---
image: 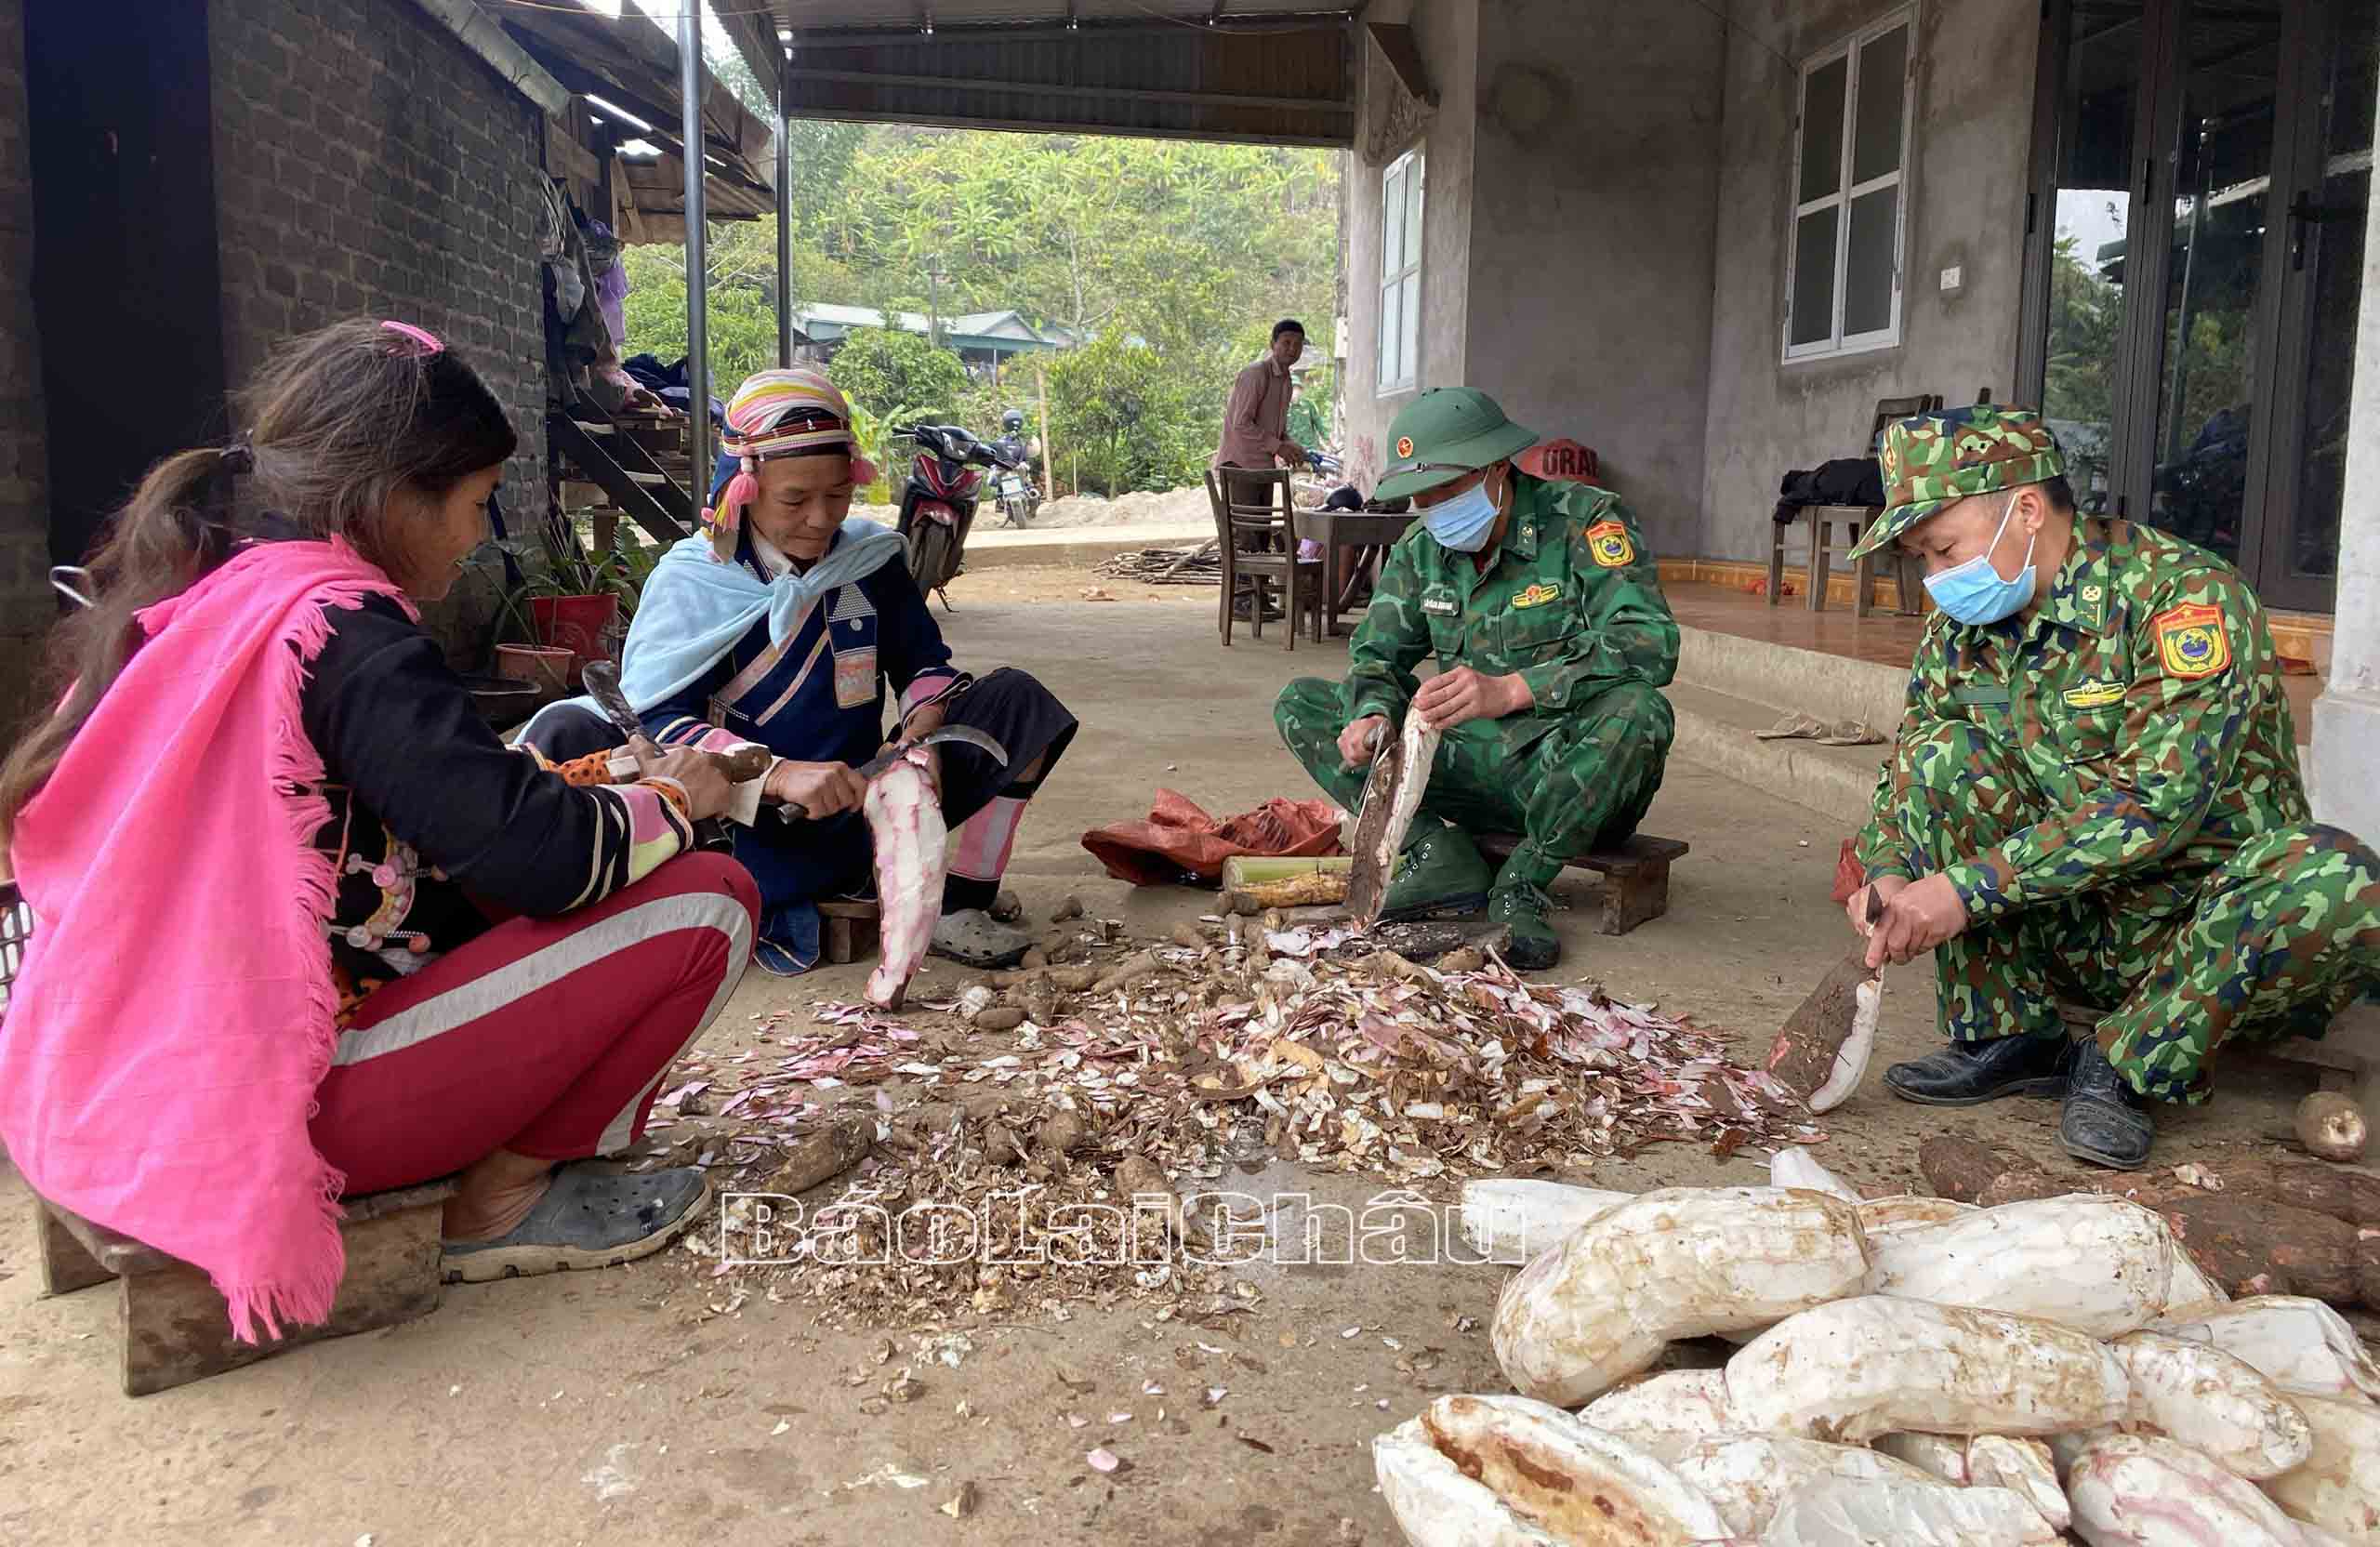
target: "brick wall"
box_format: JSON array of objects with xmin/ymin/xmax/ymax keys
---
[
  {"xmin": 206, "ymin": 0, "xmax": 550, "ymax": 656},
  {"xmin": 0, "ymin": 0, "xmax": 52, "ymax": 731}
]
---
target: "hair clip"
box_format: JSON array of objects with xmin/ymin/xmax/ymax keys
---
[
  {"xmin": 379, "ymin": 320, "xmax": 445, "ymax": 355},
  {"xmin": 219, "ymin": 430, "xmax": 256, "ymax": 474},
  {"xmin": 49, "ymin": 566, "xmax": 96, "ymax": 610}
]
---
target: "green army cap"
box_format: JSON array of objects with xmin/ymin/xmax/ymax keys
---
[
  {"xmin": 1374, "ymin": 387, "xmax": 1541, "ymax": 501},
  {"xmin": 1846, "ymin": 404, "xmax": 2069, "ymax": 562}
]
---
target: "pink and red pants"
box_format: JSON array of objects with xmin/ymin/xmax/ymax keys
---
[{"xmin": 311, "ymin": 854, "xmax": 757, "ymax": 1193}]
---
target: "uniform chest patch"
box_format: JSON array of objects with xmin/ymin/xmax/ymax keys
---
[
  {"xmin": 2063, "ymin": 680, "xmax": 2125, "ymax": 709},
  {"xmin": 1512, "ymin": 582, "xmax": 1561, "ymax": 609},
  {"xmin": 2153, "ymin": 602, "xmax": 2231, "ymax": 680},
  {"xmin": 1421, "ymin": 594, "xmax": 1459, "ymax": 616},
  {"xmin": 1584, "ymin": 520, "xmax": 1634, "ymax": 568}
]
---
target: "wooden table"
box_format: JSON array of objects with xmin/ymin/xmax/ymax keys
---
[{"xmin": 1292, "ymin": 508, "xmax": 1415, "ymax": 636}]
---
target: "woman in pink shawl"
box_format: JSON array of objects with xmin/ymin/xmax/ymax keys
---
[{"xmin": 0, "ymin": 321, "xmax": 758, "ymax": 1340}]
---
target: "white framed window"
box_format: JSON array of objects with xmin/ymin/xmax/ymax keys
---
[
  {"xmin": 1378, "ymin": 151, "xmax": 1424, "ymax": 393},
  {"xmin": 1783, "ymin": 8, "xmax": 1914, "ymax": 362}
]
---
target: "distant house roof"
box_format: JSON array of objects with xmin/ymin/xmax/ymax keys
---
[{"xmin": 795, "ymin": 303, "xmax": 1063, "ymax": 354}]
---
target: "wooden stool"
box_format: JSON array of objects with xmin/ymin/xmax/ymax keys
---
[
  {"xmin": 1474, "ymin": 833, "xmax": 1690, "ymax": 936},
  {"xmin": 33, "ymin": 1179, "xmax": 456, "ymax": 1396},
  {"xmin": 816, "ymin": 898, "xmax": 882, "ymax": 965}
]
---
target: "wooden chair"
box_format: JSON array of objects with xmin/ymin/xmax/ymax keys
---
[
  {"xmin": 1769, "ymin": 393, "xmax": 1940, "ymax": 615},
  {"xmin": 1204, "ymin": 468, "xmax": 1325, "ymax": 649}
]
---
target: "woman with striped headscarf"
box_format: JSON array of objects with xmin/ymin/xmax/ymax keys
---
[{"xmin": 523, "ymin": 367, "xmax": 1078, "ymax": 977}]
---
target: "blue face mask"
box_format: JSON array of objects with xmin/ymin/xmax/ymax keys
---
[
  {"xmin": 1421, "ymin": 467, "xmax": 1504, "ymax": 553},
  {"xmin": 1922, "ymin": 491, "xmax": 2037, "ymax": 625}
]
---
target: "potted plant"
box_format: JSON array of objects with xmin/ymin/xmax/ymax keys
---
[{"xmin": 501, "ymin": 509, "xmax": 620, "ymax": 687}]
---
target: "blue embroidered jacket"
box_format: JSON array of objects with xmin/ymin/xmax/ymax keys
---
[{"xmin": 638, "ymin": 527, "xmax": 957, "ymax": 762}]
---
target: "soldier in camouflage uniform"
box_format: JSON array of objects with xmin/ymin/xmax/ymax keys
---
[
  {"xmin": 1844, "ymin": 404, "xmax": 2380, "ymax": 1170},
  {"xmin": 1275, "ymin": 387, "xmax": 1679, "ymax": 970}
]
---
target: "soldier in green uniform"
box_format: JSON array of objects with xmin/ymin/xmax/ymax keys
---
[
  {"xmin": 1274, "ymin": 387, "xmax": 1679, "ymax": 971},
  {"xmin": 1844, "ymin": 404, "xmax": 2380, "ymax": 1170}
]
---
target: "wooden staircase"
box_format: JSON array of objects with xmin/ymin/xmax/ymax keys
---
[{"xmin": 547, "ymin": 403, "xmax": 695, "ymax": 547}]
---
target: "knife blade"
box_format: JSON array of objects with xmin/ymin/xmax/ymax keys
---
[
  {"xmin": 853, "ymin": 725, "xmax": 1010, "ymax": 782},
  {"xmin": 580, "ymin": 661, "xmax": 771, "ymax": 785},
  {"xmin": 580, "ymin": 661, "xmax": 663, "ymax": 762},
  {"xmin": 764, "ymin": 725, "xmax": 1012, "ymax": 825}
]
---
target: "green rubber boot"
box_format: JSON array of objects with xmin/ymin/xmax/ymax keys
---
[
  {"xmin": 1488, "ymin": 852, "xmax": 1564, "ymax": 972},
  {"xmin": 1380, "ymin": 820, "xmax": 1493, "ymax": 921}
]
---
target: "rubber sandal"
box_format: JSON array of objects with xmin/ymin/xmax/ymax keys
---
[
  {"xmin": 930, "ymin": 907, "xmax": 1032, "ymax": 969},
  {"xmin": 442, "ymin": 1164, "xmax": 712, "ymax": 1284}
]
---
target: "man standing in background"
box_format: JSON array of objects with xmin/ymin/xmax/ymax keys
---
[{"xmin": 1215, "ymin": 319, "xmax": 1307, "ymax": 497}]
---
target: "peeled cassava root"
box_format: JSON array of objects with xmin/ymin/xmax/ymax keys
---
[
  {"xmin": 2152, "ymin": 1294, "xmax": 2380, "ymax": 1402},
  {"xmin": 1577, "ymin": 1368, "xmax": 1739, "ymax": 1449},
  {"xmin": 1455, "ymin": 1178, "xmax": 1632, "ymax": 1267},
  {"xmin": 1375, "ymin": 1394, "xmax": 1732, "ymax": 1546},
  {"xmin": 1347, "ymin": 712, "xmax": 1442, "ymax": 931},
  {"xmin": 1765, "ymin": 953, "xmax": 1884, "ymax": 1115},
  {"xmin": 1922, "ymin": 1131, "xmax": 2372, "ymax": 1306},
  {"xmin": 2262, "ymin": 1394, "xmax": 2380, "ymax": 1543},
  {"xmin": 2111, "ymin": 1329, "xmax": 2314, "ymax": 1479},
  {"xmin": 1491, "ymin": 1187, "xmax": 1871, "ymax": 1406},
  {"xmin": 1964, "ymin": 1435, "xmax": 2070, "ymax": 1533},
  {"xmin": 1760, "ymin": 1474, "xmax": 2062, "ymax": 1547},
  {"xmin": 1725, "ymin": 1295, "xmax": 2129, "ymax": 1443},
  {"xmin": 1853, "ymin": 1195, "xmax": 1976, "ymax": 1234},
  {"xmin": 2067, "ymin": 1432, "xmax": 2312, "ymax": 1547},
  {"xmin": 1662, "ymin": 1433, "xmax": 1935, "ymax": 1537},
  {"xmin": 1862, "ymin": 1194, "xmax": 2219, "ymax": 1337},
  {"xmin": 1768, "ymin": 1147, "xmax": 1860, "ymax": 1202}
]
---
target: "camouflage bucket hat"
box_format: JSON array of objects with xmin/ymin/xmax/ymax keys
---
[
  {"xmin": 1374, "ymin": 387, "xmax": 1541, "ymax": 501},
  {"xmin": 1846, "ymin": 405, "xmax": 2069, "ymax": 562}
]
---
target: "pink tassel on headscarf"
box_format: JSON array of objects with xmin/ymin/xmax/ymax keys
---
[{"xmin": 703, "ymin": 457, "xmax": 760, "ymax": 561}]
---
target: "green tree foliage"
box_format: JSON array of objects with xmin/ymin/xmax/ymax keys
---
[
  {"xmin": 829, "ymin": 327, "xmax": 969, "ymax": 423},
  {"xmin": 615, "ymin": 124, "xmax": 1340, "ymax": 496},
  {"xmin": 1044, "ymin": 328, "xmax": 1210, "ymax": 496}
]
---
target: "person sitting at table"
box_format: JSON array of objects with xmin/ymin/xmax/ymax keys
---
[
  {"xmin": 1273, "ymin": 388, "xmax": 1679, "ymax": 971},
  {"xmin": 522, "ymin": 367, "xmax": 1078, "ymax": 978},
  {"xmin": 0, "ymin": 320, "xmax": 756, "ymax": 1342}
]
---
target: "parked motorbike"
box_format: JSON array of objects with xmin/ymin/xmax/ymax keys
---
[
  {"xmin": 892, "ymin": 422, "xmax": 1017, "ymax": 602},
  {"xmin": 989, "ymin": 410, "xmax": 1042, "ymax": 527}
]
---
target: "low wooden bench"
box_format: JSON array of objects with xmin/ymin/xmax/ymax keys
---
[
  {"xmin": 816, "ymin": 897, "xmax": 883, "ymax": 965},
  {"xmin": 1474, "ymin": 832, "xmax": 1690, "ymax": 936},
  {"xmin": 33, "ymin": 1178, "xmax": 456, "ymax": 1396}
]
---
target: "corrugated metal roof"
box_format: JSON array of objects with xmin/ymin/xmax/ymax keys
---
[
  {"xmin": 756, "ymin": 3, "xmax": 1354, "ymax": 146},
  {"xmin": 774, "ymin": 1, "xmax": 1348, "ymax": 28},
  {"xmin": 490, "ymin": 0, "xmax": 777, "ymax": 232}
]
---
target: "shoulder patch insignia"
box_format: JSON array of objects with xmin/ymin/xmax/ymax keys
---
[
  {"xmin": 2062, "ymin": 680, "xmax": 2125, "ymax": 709},
  {"xmin": 1584, "ymin": 520, "xmax": 1634, "ymax": 568},
  {"xmin": 1513, "ymin": 582, "xmax": 1561, "ymax": 609},
  {"xmin": 2153, "ymin": 602, "xmax": 2231, "ymax": 680}
]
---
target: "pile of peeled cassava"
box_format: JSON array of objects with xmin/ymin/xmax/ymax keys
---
[{"xmin": 1376, "ymin": 1150, "xmax": 2380, "ymax": 1545}]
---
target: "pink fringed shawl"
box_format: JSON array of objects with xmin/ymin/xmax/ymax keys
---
[{"xmin": 0, "ymin": 539, "xmax": 415, "ymax": 1341}]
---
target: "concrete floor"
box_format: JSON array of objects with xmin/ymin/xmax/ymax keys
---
[{"xmin": 0, "ymin": 580, "xmax": 2320, "ymax": 1545}]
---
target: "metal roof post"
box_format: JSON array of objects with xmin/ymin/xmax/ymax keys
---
[
  {"xmin": 681, "ymin": 0, "xmax": 712, "ymax": 490},
  {"xmin": 776, "ymin": 43, "xmax": 796, "ymax": 368}
]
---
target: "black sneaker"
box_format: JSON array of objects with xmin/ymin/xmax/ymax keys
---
[
  {"xmin": 1882, "ymin": 1033, "xmax": 2074, "ymax": 1107},
  {"xmin": 2059, "ymin": 1039, "xmax": 2155, "ymax": 1170}
]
